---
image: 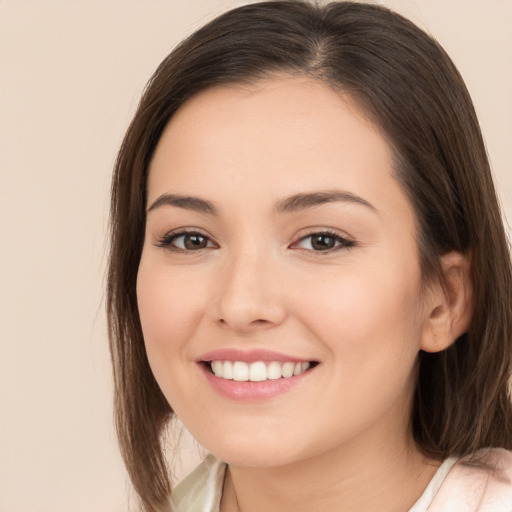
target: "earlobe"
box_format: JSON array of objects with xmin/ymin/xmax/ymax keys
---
[{"xmin": 420, "ymin": 252, "xmax": 473, "ymax": 353}]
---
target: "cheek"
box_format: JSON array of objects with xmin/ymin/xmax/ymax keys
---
[
  {"xmin": 136, "ymin": 263, "xmax": 207, "ymax": 366},
  {"xmin": 294, "ymin": 259, "xmax": 424, "ymax": 364},
  {"xmin": 301, "ymin": 267, "xmax": 424, "ymax": 430},
  {"xmin": 136, "ymin": 261, "xmax": 215, "ymax": 418}
]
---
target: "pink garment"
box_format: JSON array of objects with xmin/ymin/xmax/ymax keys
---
[
  {"xmin": 170, "ymin": 449, "xmax": 512, "ymax": 511},
  {"xmin": 427, "ymin": 448, "xmax": 512, "ymax": 511}
]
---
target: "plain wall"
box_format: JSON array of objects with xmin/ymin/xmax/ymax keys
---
[{"xmin": 1, "ymin": 1, "xmax": 511, "ymax": 511}]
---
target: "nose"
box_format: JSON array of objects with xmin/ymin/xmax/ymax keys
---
[{"xmin": 212, "ymin": 249, "xmax": 287, "ymax": 334}]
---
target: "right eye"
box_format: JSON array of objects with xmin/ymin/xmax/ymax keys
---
[{"xmin": 156, "ymin": 231, "xmax": 216, "ymax": 251}]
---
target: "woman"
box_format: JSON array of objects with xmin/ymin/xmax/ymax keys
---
[{"xmin": 107, "ymin": 2, "xmax": 512, "ymax": 511}]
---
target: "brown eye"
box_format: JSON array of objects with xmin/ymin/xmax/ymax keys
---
[
  {"xmin": 181, "ymin": 233, "xmax": 209, "ymax": 250},
  {"xmin": 156, "ymin": 231, "xmax": 215, "ymax": 251},
  {"xmin": 310, "ymin": 234, "xmax": 337, "ymax": 250},
  {"xmin": 294, "ymin": 231, "xmax": 354, "ymax": 252}
]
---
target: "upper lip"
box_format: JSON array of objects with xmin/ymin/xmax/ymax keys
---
[{"xmin": 198, "ymin": 348, "xmax": 314, "ymax": 363}]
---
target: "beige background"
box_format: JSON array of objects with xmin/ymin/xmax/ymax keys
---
[{"xmin": 1, "ymin": 1, "xmax": 511, "ymax": 511}]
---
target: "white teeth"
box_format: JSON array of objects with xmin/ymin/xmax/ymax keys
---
[
  {"xmin": 233, "ymin": 361, "xmax": 249, "ymax": 381},
  {"xmin": 267, "ymin": 361, "xmax": 282, "ymax": 380},
  {"xmin": 249, "ymin": 361, "xmax": 267, "ymax": 382},
  {"xmin": 281, "ymin": 362, "xmax": 295, "ymax": 378},
  {"xmin": 211, "ymin": 360, "xmax": 223, "ymax": 378},
  {"xmin": 210, "ymin": 360, "xmax": 313, "ymax": 381},
  {"xmin": 223, "ymin": 360, "xmax": 233, "ymax": 379}
]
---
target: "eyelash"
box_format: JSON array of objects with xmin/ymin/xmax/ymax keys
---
[
  {"xmin": 155, "ymin": 229, "xmax": 355, "ymax": 254},
  {"xmin": 155, "ymin": 230, "xmax": 215, "ymax": 252},
  {"xmin": 292, "ymin": 230, "xmax": 355, "ymax": 254}
]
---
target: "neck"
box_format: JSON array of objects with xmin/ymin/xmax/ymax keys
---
[{"xmin": 221, "ymin": 429, "xmax": 440, "ymax": 512}]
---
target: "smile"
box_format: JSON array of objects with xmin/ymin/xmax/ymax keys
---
[
  {"xmin": 209, "ymin": 360, "xmax": 311, "ymax": 381},
  {"xmin": 198, "ymin": 349, "xmax": 318, "ymax": 400}
]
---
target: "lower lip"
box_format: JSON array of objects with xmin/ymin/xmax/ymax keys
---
[{"xmin": 199, "ymin": 364, "xmax": 313, "ymax": 401}]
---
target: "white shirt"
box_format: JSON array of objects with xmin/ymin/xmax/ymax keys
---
[{"xmin": 170, "ymin": 448, "xmax": 512, "ymax": 512}]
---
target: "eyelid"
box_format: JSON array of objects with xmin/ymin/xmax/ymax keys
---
[
  {"xmin": 154, "ymin": 228, "xmax": 218, "ymax": 252},
  {"xmin": 153, "ymin": 226, "xmax": 354, "ymax": 254},
  {"xmin": 290, "ymin": 228, "xmax": 355, "ymax": 253}
]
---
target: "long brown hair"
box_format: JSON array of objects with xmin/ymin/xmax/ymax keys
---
[{"xmin": 107, "ymin": 2, "xmax": 512, "ymax": 510}]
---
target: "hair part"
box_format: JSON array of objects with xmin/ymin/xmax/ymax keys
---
[{"xmin": 107, "ymin": 2, "xmax": 512, "ymax": 510}]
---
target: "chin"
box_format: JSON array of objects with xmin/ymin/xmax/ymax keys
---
[
  {"xmin": 195, "ymin": 425, "xmax": 313, "ymax": 468},
  {"xmin": 212, "ymin": 445, "xmax": 299, "ymax": 468}
]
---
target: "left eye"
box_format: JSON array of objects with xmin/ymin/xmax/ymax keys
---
[
  {"xmin": 294, "ymin": 232, "xmax": 353, "ymax": 252},
  {"xmin": 174, "ymin": 233, "xmax": 212, "ymax": 250},
  {"xmin": 157, "ymin": 231, "xmax": 216, "ymax": 251}
]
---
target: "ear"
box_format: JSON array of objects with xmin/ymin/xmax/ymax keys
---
[{"xmin": 420, "ymin": 252, "xmax": 473, "ymax": 353}]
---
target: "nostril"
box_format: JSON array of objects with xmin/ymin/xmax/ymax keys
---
[{"xmin": 217, "ymin": 317, "xmax": 274, "ymax": 331}]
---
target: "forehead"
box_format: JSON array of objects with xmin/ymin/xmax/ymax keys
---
[{"xmin": 147, "ymin": 75, "xmax": 414, "ymax": 226}]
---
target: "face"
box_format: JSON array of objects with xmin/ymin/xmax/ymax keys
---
[{"xmin": 137, "ymin": 76, "xmax": 431, "ymax": 468}]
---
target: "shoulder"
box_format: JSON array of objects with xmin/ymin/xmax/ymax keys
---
[
  {"xmin": 429, "ymin": 448, "xmax": 512, "ymax": 512},
  {"xmin": 170, "ymin": 453, "xmax": 227, "ymax": 512}
]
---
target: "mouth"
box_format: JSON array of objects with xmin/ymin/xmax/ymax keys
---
[{"xmin": 202, "ymin": 360, "xmax": 319, "ymax": 382}]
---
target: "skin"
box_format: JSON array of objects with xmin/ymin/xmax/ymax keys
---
[{"xmin": 137, "ymin": 76, "xmax": 469, "ymax": 511}]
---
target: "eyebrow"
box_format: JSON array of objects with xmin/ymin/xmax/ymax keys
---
[
  {"xmin": 147, "ymin": 193, "xmax": 218, "ymax": 215},
  {"xmin": 147, "ymin": 189, "xmax": 376, "ymax": 215},
  {"xmin": 275, "ymin": 190, "xmax": 377, "ymax": 214}
]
